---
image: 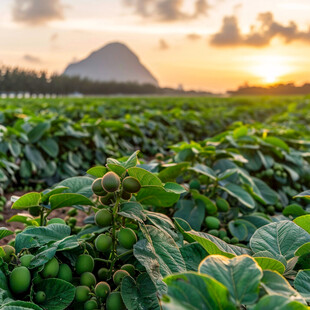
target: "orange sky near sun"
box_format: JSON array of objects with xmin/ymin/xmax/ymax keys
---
[{"xmin": 1, "ymin": 0, "xmax": 310, "ymax": 92}]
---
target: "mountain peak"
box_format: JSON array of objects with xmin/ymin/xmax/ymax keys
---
[{"xmin": 63, "ymin": 42, "xmax": 158, "ymax": 86}]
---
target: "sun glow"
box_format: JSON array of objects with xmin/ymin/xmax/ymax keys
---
[{"xmin": 250, "ymin": 55, "xmax": 294, "ymax": 84}]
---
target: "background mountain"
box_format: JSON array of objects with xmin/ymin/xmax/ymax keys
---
[{"xmin": 63, "ymin": 42, "xmax": 159, "ymax": 86}]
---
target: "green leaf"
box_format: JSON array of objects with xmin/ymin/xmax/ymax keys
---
[
  {"xmin": 220, "ymin": 183, "xmax": 255, "ymax": 209},
  {"xmin": 7, "ymin": 214, "xmax": 38, "ymax": 226},
  {"xmin": 123, "ymin": 150, "xmax": 140, "ymax": 169},
  {"xmin": 199, "ymin": 255, "xmax": 262, "ymax": 305},
  {"xmin": 0, "ymin": 228, "xmax": 14, "ymax": 240},
  {"xmin": 158, "ymin": 163, "xmax": 189, "ymax": 183},
  {"xmin": 0, "ymin": 301, "xmax": 42, "ymax": 309},
  {"xmin": 264, "ymin": 136, "xmax": 290, "ymax": 152},
  {"xmin": 228, "ymin": 220, "xmax": 248, "ymax": 241},
  {"xmin": 261, "ymin": 270, "xmax": 303, "ymax": 301},
  {"xmin": 180, "ymin": 243, "xmax": 208, "ymax": 272},
  {"xmin": 250, "ymin": 221, "xmax": 310, "ymax": 260},
  {"xmin": 294, "ymin": 270, "xmax": 310, "ymax": 301},
  {"xmin": 107, "ymin": 164, "xmax": 126, "ymax": 177},
  {"xmin": 128, "ymin": 167, "xmax": 162, "ymax": 186},
  {"xmin": 86, "ymin": 166, "xmax": 107, "ymax": 178},
  {"xmin": 254, "ymin": 257, "xmax": 285, "ymax": 274},
  {"xmin": 8, "ymin": 140, "xmax": 21, "ymax": 157},
  {"xmin": 294, "ymin": 191, "xmax": 310, "ymax": 199},
  {"xmin": 136, "ymin": 186, "xmax": 180, "ymax": 207},
  {"xmin": 294, "ymin": 215, "xmax": 310, "ymax": 234},
  {"xmin": 174, "ymin": 200, "xmax": 205, "ymax": 231},
  {"xmin": 189, "ymin": 164, "xmax": 217, "ymax": 181},
  {"xmin": 295, "ymin": 243, "xmax": 310, "ymax": 257},
  {"xmin": 41, "ymin": 187, "xmax": 69, "ymax": 204},
  {"xmin": 164, "ymin": 183, "xmax": 187, "ymax": 194},
  {"xmin": 233, "ymin": 126, "xmax": 248, "ymax": 139},
  {"xmin": 50, "ymin": 193, "xmax": 94, "ymax": 210},
  {"xmin": 252, "ymin": 177, "xmax": 278, "ymax": 205},
  {"xmin": 28, "ymin": 122, "xmax": 50, "ymax": 143},
  {"xmin": 57, "ymin": 177, "xmax": 93, "ymax": 198},
  {"xmin": 38, "ymin": 138, "xmax": 59, "ymax": 158},
  {"xmin": 15, "ymin": 224, "xmax": 71, "ymax": 253},
  {"xmin": 12, "ymin": 192, "xmax": 41, "ymax": 210},
  {"xmin": 253, "ymin": 295, "xmax": 309, "ymax": 310},
  {"xmin": 121, "ymin": 273, "xmax": 160, "ymax": 310},
  {"xmin": 185, "ymin": 230, "xmax": 251, "ymax": 258},
  {"xmin": 162, "ymin": 272, "xmax": 234, "ymax": 310},
  {"xmin": 283, "ymin": 205, "xmax": 307, "ymax": 217},
  {"xmin": 24, "ymin": 145, "xmax": 46, "ymax": 170},
  {"xmin": 118, "ymin": 202, "xmax": 147, "ymax": 223},
  {"xmin": 32, "ymin": 278, "xmax": 75, "ymax": 310},
  {"xmin": 133, "ymin": 225, "xmax": 186, "ymax": 294}
]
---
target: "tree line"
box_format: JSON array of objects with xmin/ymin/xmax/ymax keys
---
[
  {"xmin": 0, "ymin": 66, "xmax": 210, "ymax": 96},
  {"xmin": 228, "ymin": 82, "xmax": 310, "ymax": 96}
]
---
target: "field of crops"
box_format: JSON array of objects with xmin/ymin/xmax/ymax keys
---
[{"xmin": 1, "ymin": 96, "xmax": 310, "ymax": 310}]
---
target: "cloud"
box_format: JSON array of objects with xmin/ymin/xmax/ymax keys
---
[
  {"xmin": 211, "ymin": 12, "xmax": 310, "ymax": 47},
  {"xmin": 23, "ymin": 54, "xmax": 41, "ymax": 63},
  {"xmin": 124, "ymin": 0, "xmax": 210, "ymax": 21},
  {"xmin": 159, "ymin": 39, "xmax": 169, "ymax": 50},
  {"xmin": 12, "ymin": 0, "xmax": 64, "ymax": 25},
  {"xmin": 187, "ymin": 33, "xmax": 202, "ymax": 40}
]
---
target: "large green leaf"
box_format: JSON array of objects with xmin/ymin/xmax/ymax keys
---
[
  {"xmin": 128, "ymin": 167, "xmax": 162, "ymax": 186},
  {"xmin": 220, "ymin": 183, "xmax": 255, "ymax": 209},
  {"xmin": 136, "ymin": 186, "xmax": 180, "ymax": 207},
  {"xmin": 261, "ymin": 270, "xmax": 304, "ymax": 301},
  {"xmin": 189, "ymin": 164, "xmax": 217, "ymax": 181},
  {"xmin": 49, "ymin": 193, "xmax": 94, "ymax": 210},
  {"xmin": 185, "ymin": 230, "xmax": 251, "ymax": 258},
  {"xmin": 121, "ymin": 273, "xmax": 160, "ymax": 310},
  {"xmin": 12, "ymin": 192, "xmax": 41, "ymax": 210},
  {"xmin": 32, "ymin": 278, "xmax": 75, "ymax": 310},
  {"xmin": 162, "ymin": 272, "xmax": 234, "ymax": 310},
  {"xmin": 118, "ymin": 202, "xmax": 147, "ymax": 223},
  {"xmin": 39, "ymin": 138, "xmax": 59, "ymax": 158},
  {"xmin": 250, "ymin": 221, "xmax": 310, "ymax": 260},
  {"xmin": 15, "ymin": 224, "xmax": 71, "ymax": 253},
  {"xmin": 253, "ymin": 257, "xmax": 285, "ymax": 274},
  {"xmin": 158, "ymin": 163, "xmax": 189, "ymax": 183},
  {"xmin": 28, "ymin": 122, "xmax": 50, "ymax": 143},
  {"xmin": 253, "ymin": 295, "xmax": 308, "ymax": 310},
  {"xmin": 57, "ymin": 177, "xmax": 93, "ymax": 198},
  {"xmin": 180, "ymin": 243, "xmax": 208, "ymax": 272},
  {"xmin": 41, "ymin": 187, "xmax": 69, "ymax": 204},
  {"xmin": 174, "ymin": 200, "xmax": 205, "ymax": 231},
  {"xmin": 294, "ymin": 215, "xmax": 310, "ymax": 234},
  {"xmin": 24, "ymin": 145, "xmax": 46, "ymax": 170},
  {"xmin": 294, "ymin": 270, "xmax": 310, "ymax": 301},
  {"xmin": 263, "ymin": 136, "xmax": 290, "ymax": 152},
  {"xmin": 133, "ymin": 225, "xmax": 186, "ymax": 294},
  {"xmin": 0, "ymin": 301, "xmax": 42, "ymax": 309},
  {"xmin": 86, "ymin": 166, "xmax": 107, "ymax": 178},
  {"xmin": 199, "ymin": 255, "xmax": 262, "ymax": 305}
]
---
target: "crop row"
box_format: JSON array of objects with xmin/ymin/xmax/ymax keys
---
[{"xmin": 0, "ymin": 96, "xmax": 304, "ymax": 192}]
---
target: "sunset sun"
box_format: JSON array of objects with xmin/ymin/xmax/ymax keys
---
[{"xmin": 250, "ymin": 55, "xmax": 293, "ymax": 85}]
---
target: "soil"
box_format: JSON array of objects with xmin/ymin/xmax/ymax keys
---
[{"xmin": 0, "ymin": 191, "xmax": 87, "ymax": 246}]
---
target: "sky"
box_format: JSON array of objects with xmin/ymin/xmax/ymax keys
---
[{"xmin": 1, "ymin": 0, "xmax": 310, "ymax": 92}]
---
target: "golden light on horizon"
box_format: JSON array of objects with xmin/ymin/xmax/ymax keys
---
[{"xmin": 250, "ymin": 55, "xmax": 294, "ymax": 85}]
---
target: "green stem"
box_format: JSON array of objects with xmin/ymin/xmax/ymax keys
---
[
  {"xmin": 108, "ymin": 195, "xmax": 121, "ymax": 278},
  {"xmin": 40, "ymin": 208, "xmax": 45, "ymax": 226}
]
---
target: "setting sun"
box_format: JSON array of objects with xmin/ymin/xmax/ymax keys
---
[{"xmin": 250, "ymin": 55, "xmax": 293, "ymax": 84}]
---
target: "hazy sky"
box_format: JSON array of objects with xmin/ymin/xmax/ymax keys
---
[{"xmin": 1, "ymin": 0, "xmax": 310, "ymax": 91}]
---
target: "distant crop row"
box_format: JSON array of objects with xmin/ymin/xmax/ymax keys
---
[{"xmin": 0, "ymin": 96, "xmax": 307, "ymax": 192}]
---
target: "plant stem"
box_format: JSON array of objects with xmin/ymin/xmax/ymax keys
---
[
  {"xmin": 40, "ymin": 208, "xmax": 44, "ymax": 226},
  {"xmin": 108, "ymin": 195, "xmax": 121, "ymax": 278}
]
